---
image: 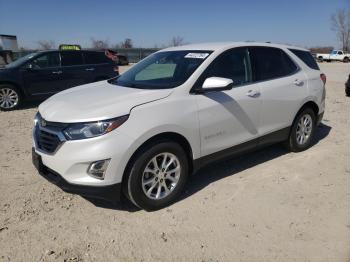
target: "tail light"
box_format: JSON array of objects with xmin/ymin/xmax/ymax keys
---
[{"xmin": 320, "ymin": 73, "xmax": 326, "ymax": 85}]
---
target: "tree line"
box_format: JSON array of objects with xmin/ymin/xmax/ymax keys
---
[{"xmin": 35, "ymin": 36, "xmax": 186, "ymax": 51}]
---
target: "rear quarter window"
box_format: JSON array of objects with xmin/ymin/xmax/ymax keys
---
[
  {"xmin": 250, "ymin": 47, "xmax": 298, "ymax": 81},
  {"xmin": 60, "ymin": 52, "xmax": 84, "ymax": 66},
  {"xmin": 84, "ymin": 52, "xmax": 112, "ymax": 64},
  {"xmin": 289, "ymin": 49, "xmax": 319, "ymax": 70}
]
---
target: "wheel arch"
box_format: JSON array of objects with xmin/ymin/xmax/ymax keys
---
[
  {"xmin": 291, "ymin": 100, "xmax": 319, "ymax": 128},
  {"xmin": 299, "ymin": 100, "xmax": 319, "ymax": 116},
  {"xmin": 0, "ymin": 81, "xmax": 25, "ymax": 97},
  {"xmin": 121, "ymin": 132, "xmax": 194, "ymax": 194}
]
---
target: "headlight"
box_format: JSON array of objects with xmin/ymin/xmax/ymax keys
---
[{"xmin": 63, "ymin": 115, "xmax": 129, "ymax": 140}]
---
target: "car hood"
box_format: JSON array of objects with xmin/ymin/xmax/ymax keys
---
[{"xmin": 39, "ymin": 81, "xmax": 172, "ymax": 123}]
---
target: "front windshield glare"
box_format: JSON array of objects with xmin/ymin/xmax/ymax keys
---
[
  {"xmin": 5, "ymin": 53, "xmax": 37, "ymax": 68},
  {"xmin": 110, "ymin": 50, "xmax": 212, "ymax": 89}
]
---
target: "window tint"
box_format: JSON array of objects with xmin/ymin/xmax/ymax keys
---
[
  {"xmin": 60, "ymin": 52, "xmax": 83, "ymax": 66},
  {"xmin": 250, "ymin": 47, "xmax": 298, "ymax": 81},
  {"xmin": 205, "ymin": 48, "xmax": 252, "ymax": 86},
  {"xmin": 84, "ymin": 52, "xmax": 111, "ymax": 64},
  {"xmin": 29, "ymin": 52, "xmax": 60, "ymax": 69},
  {"xmin": 289, "ymin": 49, "xmax": 319, "ymax": 70},
  {"xmin": 337, "ymin": 51, "xmax": 343, "ymax": 55}
]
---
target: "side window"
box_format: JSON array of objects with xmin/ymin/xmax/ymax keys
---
[
  {"xmin": 60, "ymin": 52, "xmax": 83, "ymax": 66},
  {"xmin": 84, "ymin": 52, "xmax": 111, "ymax": 64},
  {"xmin": 28, "ymin": 53, "xmax": 60, "ymax": 69},
  {"xmin": 289, "ymin": 49, "xmax": 319, "ymax": 70},
  {"xmin": 204, "ymin": 48, "xmax": 252, "ymax": 86},
  {"xmin": 250, "ymin": 47, "xmax": 297, "ymax": 81},
  {"xmin": 338, "ymin": 51, "xmax": 343, "ymax": 55}
]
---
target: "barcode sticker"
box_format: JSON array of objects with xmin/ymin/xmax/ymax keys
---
[{"xmin": 185, "ymin": 53, "xmax": 209, "ymax": 59}]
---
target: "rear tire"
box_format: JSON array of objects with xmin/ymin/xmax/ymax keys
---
[
  {"xmin": 125, "ymin": 141, "xmax": 189, "ymax": 211},
  {"xmin": 0, "ymin": 84, "xmax": 22, "ymax": 111},
  {"xmin": 285, "ymin": 108, "xmax": 316, "ymax": 152}
]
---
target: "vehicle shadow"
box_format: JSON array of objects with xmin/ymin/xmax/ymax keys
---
[
  {"xmin": 84, "ymin": 195, "xmax": 141, "ymax": 212},
  {"xmin": 83, "ymin": 123, "xmax": 331, "ymax": 212},
  {"xmin": 180, "ymin": 123, "xmax": 332, "ymax": 201}
]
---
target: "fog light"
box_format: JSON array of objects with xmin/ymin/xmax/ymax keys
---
[{"xmin": 87, "ymin": 159, "xmax": 110, "ymax": 179}]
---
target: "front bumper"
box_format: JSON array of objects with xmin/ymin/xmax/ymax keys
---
[
  {"xmin": 32, "ymin": 148, "xmax": 122, "ymax": 202},
  {"xmin": 33, "ymin": 123, "xmax": 136, "ymax": 187}
]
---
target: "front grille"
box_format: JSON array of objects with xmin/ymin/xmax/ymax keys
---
[
  {"xmin": 34, "ymin": 113, "xmax": 67, "ymax": 154},
  {"xmin": 36, "ymin": 129, "xmax": 62, "ymax": 153}
]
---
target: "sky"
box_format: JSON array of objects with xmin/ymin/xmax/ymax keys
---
[{"xmin": 0, "ymin": 0, "xmax": 349, "ymax": 49}]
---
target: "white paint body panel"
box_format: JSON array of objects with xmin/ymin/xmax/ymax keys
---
[{"xmin": 34, "ymin": 42, "xmax": 325, "ymax": 187}]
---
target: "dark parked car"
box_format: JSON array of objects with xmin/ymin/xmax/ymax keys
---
[
  {"xmin": 346, "ymin": 74, "xmax": 350, "ymax": 97},
  {"xmin": 0, "ymin": 50, "xmax": 119, "ymax": 110}
]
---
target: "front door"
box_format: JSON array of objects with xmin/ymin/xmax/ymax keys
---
[
  {"xmin": 195, "ymin": 47, "xmax": 262, "ymax": 157},
  {"xmin": 21, "ymin": 52, "xmax": 62, "ymax": 96}
]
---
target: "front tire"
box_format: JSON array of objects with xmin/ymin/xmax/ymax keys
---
[
  {"xmin": 125, "ymin": 141, "xmax": 189, "ymax": 211},
  {"xmin": 285, "ymin": 108, "xmax": 316, "ymax": 152},
  {"xmin": 0, "ymin": 84, "xmax": 22, "ymax": 111},
  {"xmin": 343, "ymin": 57, "xmax": 349, "ymax": 63}
]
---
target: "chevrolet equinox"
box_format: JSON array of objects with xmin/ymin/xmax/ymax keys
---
[{"xmin": 32, "ymin": 42, "xmax": 326, "ymax": 210}]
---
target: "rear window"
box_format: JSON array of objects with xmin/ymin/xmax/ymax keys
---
[
  {"xmin": 289, "ymin": 49, "xmax": 319, "ymax": 70},
  {"xmin": 60, "ymin": 52, "xmax": 84, "ymax": 66},
  {"xmin": 250, "ymin": 47, "xmax": 298, "ymax": 81},
  {"xmin": 84, "ymin": 52, "xmax": 112, "ymax": 64}
]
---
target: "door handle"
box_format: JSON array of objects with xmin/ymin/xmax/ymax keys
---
[
  {"xmin": 294, "ymin": 79, "xmax": 304, "ymax": 86},
  {"xmin": 85, "ymin": 68, "xmax": 95, "ymax": 71},
  {"xmin": 52, "ymin": 71, "xmax": 62, "ymax": 74},
  {"xmin": 246, "ymin": 90, "xmax": 260, "ymax": 97}
]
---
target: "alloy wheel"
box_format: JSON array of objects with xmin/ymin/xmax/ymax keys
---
[
  {"xmin": 0, "ymin": 88, "xmax": 19, "ymax": 109},
  {"xmin": 296, "ymin": 114, "xmax": 313, "ymax": 145},
  {"xmin": 141, "ymin": 152, "xmax": 181, "ymax": 200}
]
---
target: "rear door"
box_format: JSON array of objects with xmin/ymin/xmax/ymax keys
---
[
  {"xmin": 58, "ymin": 51, "xmax": 86, "ymax": 91},
  {"xmin": 83, "ymin": 51, "xmax": 117, "ymax": 82},
  {"xmin": 21, "ymin": 52, "xmax": 62, "ymax": 96},
  {"xmin": 249, "ymin": 47, "xmax": 308, "ymax": 136}
]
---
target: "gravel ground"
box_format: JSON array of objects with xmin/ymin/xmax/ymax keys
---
[{"xmin": 0, "ymin": 63, "xmax": 349, "ymax": 262}]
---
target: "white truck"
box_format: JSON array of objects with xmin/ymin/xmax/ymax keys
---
[{"xmin": 316, "ymin": 50, "xmax": 350, "ymax": 63}]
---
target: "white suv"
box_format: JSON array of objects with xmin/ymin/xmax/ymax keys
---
[{"xmin": 32, "ymin": 42, "xmax": 326, "ymax": 210}]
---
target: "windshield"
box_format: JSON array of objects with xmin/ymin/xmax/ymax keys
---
[
  {"xmin": 109, "ymin": 50, "xmax": 212, "ymax": 89},
  {"xmin": 331, "ymin": 50, "xmax": 337, "ymax": 55},
  {"xmin": 5, "ymin": 53, "xmax": 38, "ymax": 68}
]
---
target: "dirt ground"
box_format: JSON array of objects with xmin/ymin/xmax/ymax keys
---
[{"xmin": 0, "ymin": 63, "xmax": 349, "ymax": 262}]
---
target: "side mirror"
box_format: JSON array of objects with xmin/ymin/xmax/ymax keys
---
[{"xmin": 201, "ymin": 77, "xmax": 233, "ymax": 93}]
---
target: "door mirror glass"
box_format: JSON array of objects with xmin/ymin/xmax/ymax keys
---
[{"xmin": 202, "ymin": 77, "xmax": 233, "ymax": 92}]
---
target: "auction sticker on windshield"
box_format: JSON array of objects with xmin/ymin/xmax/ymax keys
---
[{"xmin": 185, "ymin": 53, "xmax": 209, "ymax": 59}]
